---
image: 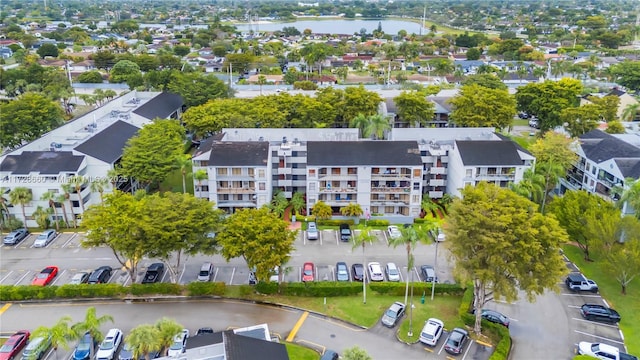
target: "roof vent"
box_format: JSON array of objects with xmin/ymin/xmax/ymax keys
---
[
  {"xmin": 49, "ymin": 142, "xmax": 61, "ymax": 151},
  {"xmin": 258, "ymin": 136, "xmax": 264, "ymax": 141},
  {"xmin": 282, "ymin": 136, "xmax": 288, "ymax": 144}
]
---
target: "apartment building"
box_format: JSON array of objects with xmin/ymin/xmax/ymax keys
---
[{"xmin": 0, "ymin": 91, "xmax": 184, "ymax": 227}]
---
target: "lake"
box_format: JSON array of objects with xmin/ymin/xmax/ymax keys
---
[{"xmin": 234, "ymin": 18, "xmax": 427, "ymax": 35}]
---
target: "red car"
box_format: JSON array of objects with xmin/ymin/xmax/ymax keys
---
[
  {"xmin": 302, "ymin": 262, "xmax": 315, "ymax": 282},
  {"xmin": 0, "ymin": 330, "xmax": 30, "ymax": 360},
  {"xmin": 32, "ymin": 266, "xmax": 59, "ymax": 286}
]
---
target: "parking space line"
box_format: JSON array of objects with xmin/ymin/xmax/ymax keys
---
[
  {"xmin": 303, "ymin": 232, "xmax": 306, "ymax": 245},
  {"xmin": 568, "ymin": 305, "xmax": 582, "ymax": 309},
  {"xmin": 319, "ymin": 231, "xmax": 322, "ymax": 245},
  {"xmin": 107, "ymin": 270, "xmax": 118, "ymax": 284},
  {"xmin": 574, "ymin": 330, "xmax": 625, "ymax": 344},
  {"xmin": 572, "ymin": 318, "xmax": 620, "ymax": 328},
  {"xmin": 164, "ymin": 265, "xmax": 174, "ymax": 283},
  {"xmin": 50, "ymin": 269, "xmax": 66, "ymax": 286},
  {"xmin": 475, "ymin": 339, "xmax": 493, "ymax": 347},
  {"xmin": 229, "ymin": 267, "xmax": 236, "ymax": 285},
  {"xmin": 122, "ymin": 273, "xmax": 131, "ymax": 286},
  {"xmin": 0, "ymin": 271, "xmax": 14, "ymax": 284},
  {"xmin": 461, "ymin": 340, "xmax": 473, "ymax": 359},
  {"xmin": 15, "ymin": 271, "xmax": 31, "ymax": 285},
  {"xmin": 213, "ymin": 267, "xmax": 219, "ymax": 281},
  {"xmin": 423, "ymin": 347, "xmax": 434, "ymax": 353},
  {"xmin": 335, "ymin": 231, "xmax": 339, "ymax": 245},
  {"xmin": 61, "ymin": 233, "xmax": 77, "ymax": 248},
  {"xmin": 561, "ymin": 293, "xmax": 601, "ymax": 298}
]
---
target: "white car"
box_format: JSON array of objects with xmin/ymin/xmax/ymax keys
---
[
  {"xmin": 167, "ymin": 329, "xmax": 189, "ymax": 357},
  {"xmin": 96, "ymin": 328, "xmax": 123, "ymax": 360},
  {"xmin": 368, "ymin": 262, "xmax": 384, "ymax": 282},
  {"xmin": 419, "ymin": 318, "xmax": 444, "ymax": 346},
  {"xmin": 385, "ymin": 262, "xmax": 401, "ymax": 282},
  {"xmin": 577, "ymin": 342, "xmax": 622, "ymax": 359},
  {"xmin": 34, "ymin": 229, "xmax": 57, "ymax": 247},
  {"xmin": 387, "ymin": 226, "xmax": 401, "ymax": 240}
]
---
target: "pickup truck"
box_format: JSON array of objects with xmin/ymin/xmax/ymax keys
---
[
  {"xmin": 141, "ymin": 263, "xmax": 165, "ymax": 284},
  {"xmin": 565, "ymin": 273, "xmax": 598, "ymax": 293}
]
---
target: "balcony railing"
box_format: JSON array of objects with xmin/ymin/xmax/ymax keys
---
[
  {"xmin": 428, "ymin": 191, "xmax": 444, "ymax": 198},
  {"xmin": 430, "ymin": 167, "xmax": 446, "ymax": 175},
  {"xmin": 320, "ymin": 187, "xmax": 357, "ymax": 193},
  {"xmin": 371, "ymin": 187, "xmax": 411, "ymax": 193},
  {"xmin": 216, "ymin": 187, "xmax": 256, "ymax": 194},
  {"xmin": 318, "ymin": 174, "xmax": 357, "ymax": 180},
  {"xmin": 429, "ymin": 179, "xmax": 445, "ymax": 187},
  {"xmin": 371, "ymin": 173, "xmax": 411, "ymax": 179},
  {"xmin": 475, "ymin": 173, "xmax": 515, "ymax": 180}
]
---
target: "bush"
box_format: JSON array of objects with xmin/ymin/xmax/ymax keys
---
[
  {"xmin": 257, "ymin": 282, "xmax": 362, "ymax": 297},
  {"xmin": 129, "ymin": 283, "xmax": 182, "ymax": 296},
  {"xmin": 255, "ymin": 281, "xmax": 279, "ymax": 295},
  {"xmin": 293, "ymin": 80, "xmax": 318, "ymax": 90},
  {"xmin": 362, "ymin": 219, "xmax": 389, "ymax": 226},
  {"xmin": 317, "ymin": 219, "xmax": 355, "ymax": 227},
  {"xmin": 370, "ymin": 282, "xmax": 465, "ymax": 296},
  {"xmin": 186, "ymin": 282, "xmax": 226, "ymax": 296}
]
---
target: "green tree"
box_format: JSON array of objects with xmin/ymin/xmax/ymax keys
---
[
  {"xmin": 125, "ymin": 324, "xmax": 163, "ymax": 360},
  {"xmin": 30, "ymin": 316, "xmax": 76, "ymax": 360},
  {"xmin": 364, "ymin": 114, "xmax": 391, "ymax": 140},
  {"xmin": 173, "ymin": 45, "xmax": 191, "ymax": 57},
  {"xmin": 613, "ymin": 178, "xmax": 640, "ymax": 217},
  {"xmin": 109, "ymin": 60, "xmax": 142, "ymax": 84},
  {"xmin": 40, "ymin": 191, "xmax": 60, "ymax": 231},
  {"xmin": 32, "ymin": 206, "xmax": 52, "ymax": 229},
  {"xmin": 68, "ymin": 175, "xmax": 87, "ymax": 214},
  {"xmin": 290, "ymin": 191, "xmax": 306, "ymax": 217},
  {"xmin": 0, "ymin": 92, "xmax": 64, "ymax": 149},
  {"xmin": 54, "ymin": 194, "xmax": 70, "ymax": 228},
  {"xmin": 460, "ymin": 74, "xmax": 507, "ymax": 90},
  {"xmin": 37, "ymin": 43, "xmax": 59, "ymax": 58},
  {"xmin": 269, "ymin": 191, "xmax": 289, "ymax": 218},
  {"xmin": 166, "ymin": 71, "xmax": 232, "ymax": 108},
  {"xmin": 120, "ymin": 119, "xmax": 185, "ymax": 187},
  {"xmin": 311, "ymin": 201, "xmax": 332, "ymax": 220},
  {"xmin": 394, "ymin": 91, "xmax": 435, "ymax": 127},
  {"xmin": 176, "ymin": 154, "xmax": 192, "ymax": 194},
  {"xmin": 90, "ymin": 178, "xmax": 109, "ymax": 204},
  {"xmin": 515, "ymin": 78, "xmax": 583, "ymax": 132},
  {"xmin": 342, "ymin": 346, "xmax": 373, "ymax": 360},
  {"xmin": 340, "ymin": 86, "xmax": 383, "ymax": 126},
  {"xmin": 61, "ymin": 184, "xmax": 77, "ymax": 228},
  {"xmin": 509, "ymin": 168, "xmax": 545, "ymax": 205},
  {"xmin": 560, "ymin": 104, "xmax": 602, "ymax": 137},
  {"xmin": 621, "ymin": 103, "xmax": 640, "ymax": 122},
  {"xmin": 603, "ymin": 237, "xmax": 640, "ymax": 295},
  {"xmin": 154, "ymin": 318, "xmax": 183, "ymax": 354},
  {"xmin": 609, "ymin": 61, "xmax": 640, "ymax": 92},
  {"xmin": 92, "ymin": 50, "xmax": 116, "ymax": 70},
  {"xmin": 71, "ymin": 307, "xmax": 114, "ymax": 343},
  {"xmin": 606, "ymin": 121, "xmax": 626, "ymax": 134},
  {"xmin": 9, "ymin": 187, "xmax": 32, "ymax": 226},
  {"xmin": 349, "ymin": 113, "xmax": 369, "ymax": 138},
  {"xmin": 352, "ymin": 226, "xmax": 377, "ymax": 303},
  {"xmin": 216, "ymin": 207, "xmax": 297, "ymax": 282},
  {"xmin": 447, "ymin": 182, "xmax": 568, "ymax": 334},
  {"xmin": 449, "ymin": 84, "xmax": 516, "ymax": 130},
  {"xmin": 193, "ymin": 169, "xmax": 208, "ymax": 198},
  {"xmin": 224, "ymin": 53, "xmax": 255, "ymax": 75},
  {"xmin": 340, "ymin": 202, "xmax": 363, "ymax": 218}
]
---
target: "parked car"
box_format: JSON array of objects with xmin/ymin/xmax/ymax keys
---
[
  {"xmin": 119, "ymin": 343, "xmax": 160, "ymax": 360},
  {"xmin": 96, "ymin": 328, "xmax": 123, "ymax": 360},
  {"xmin": 368, "ymin": 262, "xmax": 384, "ymax": 282},
  {"xmin": 419, "ymin": 318, "xmax": 444, "ymax": 346},
  {"xmin": 73, "ymin": 332, "xmax": 98, "ymax": 360},
  {"xmin": 197, "ymin": 262, "xmax": 214, "ymax": 282},
  {"xmin": 577, "ymin": 342, "xmax": 634, "ymax": 360},
  {"xmin": 167, "ymin": 329, "xmax": 189, "ymax": 357},
  {"xmin": 31, "ymin": 266, "xmax": 58, "ymax": 286},
  {"xmin": 351, "ymin": 263, "xmax": 364, "ymax": 282},
  {"xmin": 0, "ymin": 330, "xmax": 30, "ymax": 360},
  {"xmin": 248, "ymin": 271, "xmax": 257, "ymax": 285},
  {"xmin": 34, "ymin": 229, "xmax": 57, "ymax": 248},
  {"xmin": 88, "ymin": 266, "xmax": 113, "ymax": 284},
  {"xmin": 479, "ymin": 309, "xmax": 510, "ymax": 328},
  {"xmin": 387, "ymin": 225, "xmax": 401, "ymax": 240},
  {"xmin": 269, "ymin": 266, "xmax": 280, "ymax": 283},
  {"xmin": 3, "ymin": 228, "xmax": 29, "ymax": 246},
  {"xmin": 336, "ymin": 262, "xmax": 349, "ymax": 282},
  {"xmin": 421, "ymin": 265, "xmax": 437, "ymax": 283},
  {"xmin": 69, "ymin": 272, "xmax": 90, "ymax": 285},
  {"xmin": 381, "ymin": 302, "xmax": 406, "ymax": 328},
  {"xmin": 141, "ymin": 263, "xmax": 165, "ymax": 284},
  {"xmin": 385, "ymin": 262, "xmax": 400, "ymax": 282},
  {"xmin": 195, "ymin": 327, "xmax": 214, "ymax": 336},
  {"xmin": 444, "ymin": 328, "xmax": 469, "ymax": 355},
  {"xmin": 21, "ymin": 335, "xmax": 51, "ymax": 360},
  {"xmin": 566, "ymin": 273, "xmax": 598, "ymax": 292},
  {"xmin": 320, "ymin": 350, "xmax": 339, "ymax": 360},
  {"xmin": 302, "ymin": 262, "xmax": 315, "ymax": 282},
  {"xmin": 434, "ymin": 228, "xmax": 446, "ymax": 242},
  {"xmin": 580, "ymin": 304, "xmax": 621, "ymax": 323},
  {"xmin": 339, "ymin": 223, "xmax": 351, "ymax": 242},
  {"xmin": 307, "ymin": 221, "xmax": 319, "ymax": 240}
]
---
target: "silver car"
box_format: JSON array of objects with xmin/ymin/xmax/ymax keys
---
[
  {"xmin": 385, "ymin": 262, "xmax": 401, "ymax": 282},
  {"xmin": 34, "ymin": 229, "xmax": 57, "ymax": 247}
]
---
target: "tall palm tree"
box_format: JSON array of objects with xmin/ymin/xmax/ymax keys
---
[
  {"xmin": 55, "ymin": 194, "xmax": 70, "ymax": 228},
  {"xmin": 0, "ymin": 187, "xmax": 11, "ymax": 232},
  {"xmin": 349, "ymin": 113, "xmax": 369, "ymax": 138},
  {"xmin": 68, "ymin": 176, "xmax": 87, "ymax": 213},
  {"xmin": 90, "ymin": 178, "xmax": 109, "ymax": 204},
  {"xmin": 175, "ymin": 155, "xmax": 192, "ymax": 194},
  {"xmin": 107, "ymin": 167, "xmax": 121, "ymax": 190},
  {"xmin": 510, "ymin": 168, "xmax": 545, "ymax": 205},
  {"xmin": 290, "ymin": 192, "xmax": 306, "ymax": 217},
  {"xmin": 364, "ymin": 114, "xmax": 391, "ymax": 140},
  {"xmin": 612, "ymin": 178, "xmax": 640, "ymax": 217},
  {"xmin": 154, "ymin": 318, "xmax": 183, "ymax": 356},
  {"xmin": 193, "ymin": 169, "xmax": 208, "ymax": 198},
  {"xmin": 126, "ymin": 325, "xmax": 163, "ymax": 360},
  {"xmin": 40, "ymin": 191, "xmax": 60, "ymax": 231},
  {"xmin": 71, "ymin": 307, "xmax": 114, "ymax": 343},
  {"xmin": 61, "ymin": 184, "xmax": 77, "ymax": 228},
  {"xmin": 9, "ymin": 187, "xmax": 32, "ymax": 227},
  {"xmin": 537, "ymin": 162, "xmax": 565, "ymax": 214},
  {"xmin": 352, "ymin": 226, "xmax": 377, "ymax": 304},
  {"xmin": 31, "ymin": 316, "xmax": 76, "ymax": 360},
  {"xmin": 421, "ymin": 197, "xmax": 444, "ymax": 218},
  {"xmin": 32, "ymin": 206, "xmax": 53, "ymax": 229},
  {"xmin": 622, "ymin": 103, "xmax": 640, "ymax": 122},
  {"xmin": 269, "ymin": 191, "xmax": 289, "ymax": 219}
]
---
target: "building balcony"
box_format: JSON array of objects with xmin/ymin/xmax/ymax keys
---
[
  {"xmin": 428, "ymin": 191, "xmax": 444, "ymax": 198},
  {"xmin": 371, "ymin": 187, "xmax": 411, "ymax": 193},
  {"xmin": 278, "ymin": 180, "xmax": 293, "ymax": 187},
  {"xmin": 429, "ymin": 179, "xmax": 445, "ymax": 187},
  {"xmin": 322, "ymin": 198, "xmax": 357, "ymax": 206},
  {"xmin": 318, "ymin": 174, "xmax": 357, "ymax": 180},
  {"xmin": 371, "ymin": 173, "xmax": 411, "ymax": 180},
  {"xmin": 320, "ymin": 187, "xmax": 357, "ymax": 193},
  {"xmin": 475, "ymin": 173, "xmax": 515, "ymax": 180},
  {"xmin": 216, "ymin": 187, "xmax": 256, "ymax": 194},
  {"xmin": 278, "ymin": 167, "xmax": 292, "ymax": 175},
  {"xmin": 217, "ymin": 200, "xmax": 258, "ymax": 207},
  {"xmin": 215, "ymin": 175, "xmax": 255, "ymax": 181},
  {"xmin": 430, "ymin": 167, "xmax": 446, "ymax": 175},
  {"xmin": 277, "ymin": 148, "xmax": 292, "ymax": 156},
  {"xmin": 370, "ymin": 200, "xmax": 410, "ymax": 206}
]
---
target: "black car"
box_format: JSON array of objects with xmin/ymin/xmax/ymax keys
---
[
  {"xmin": 320, "ymin": 350, "xmax": 339, "ymax": 360},
  {"xmin": 88, "ymin": 266, "xmax": 113, "ymax": 284},
  {"xmin": 339, "ymin": 223, "xmax": 352, "ymax": 242},
  {"xmin": 444, "ymin": 328, "xmax": 469, "ymax": 355},
  {"xmin": 480, "ymin": 309, "xmax": 510, "ymax": 328},
  {"xmin": 196, "ymin": 327, "xmax": 214, "ymax": 336},
  {"xmin": 351, "ymin": 263, "xmax": 364, "ymax": 281},
  {"xmin": 580, "ymin": 304, "xmax": 621, "ymax": 323}
]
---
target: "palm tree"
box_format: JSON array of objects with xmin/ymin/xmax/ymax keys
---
[
  {"xmin": 68, "ymin": 175, "xmax": 87, "ymax": 213},
  {"xmin": 126, "ymin": 325, "xmax": 163, "ymax": 360},
  {"xmin": 269, "ymin": 191, "xmax": 289, "ymax": 219},
  {"xmin": 31, "ymin": 316, "xmax": 76, "ymax": 360},
  {"xmin": 9, "ymin": 187, "xmax": 32, "ymax": 227},
  {"xmin": 352, "ymin": 226, "xmax": 377, "ymax": 304},
  {"xmin": 33, "ymin": 206, "xmax": 53, "ymax": 229},
  {"xmin": 107, "ymin": 167, "xmax": 121, "ymax": 190},
  {"xmin": 311, "ymin": 200, "xmax": 332, "ymax": 220},
  {"xmin": 175, "ymin": 154, "xmax": 192, "ymax": 194},
  {"xmin": 257, "ymin": 74, "xmax": 267, "ymax": 95},
  {"xmin": 61, "ymin": 184, "xmax": 77, "ymax": 228},
  {"xmin": 193, "ymin": 169, "xmax": 208, "ymax": 198},
  {"xmin": 622, "ymin": 103, "xmax": 640, "ymax": 122},
  {"xmin": 55, "ymin": 194, "xmax": 70, "ymax": 228},
  {"xmin": 510, "ymin": 168, "xmax": 545, "ymax": 205},
  {"xmin": 364, "ymin": 114, "xmax": 391, "ymax": 140},
  {"xmin": 1, "ymin": 187, "xmax": 11, "ymax": 232},
  {"xmin": 349, "ymin": 113, "xmax": 369, "ymax": 138},
  {"xmin": 40, "ymin": 191, "xmax": 60, "ymax": 231},
  {"xmin": 421, "ymin": 197, "xmax": 444, "ymax": 218},
  {"xmin": 290, "ymin": 192, "xmax": 306, "ymax": 218},
  {"xmin": 71, "ymin": 307, "xmax": 114, "ymax": 343},
  {"xmin": 537, "ymin": 162, "xmax": 565, "ymax": 214},
  {"xmin": 154, "ymin": 318, "xmax": 183, "ymax": 356},
  {"xmin": 90, "ymin": 178, "xmax": 109, "ymax": 204},
  {"xmin": 612, "ymin": 178, "xmax": 640, "ymax": 217}
]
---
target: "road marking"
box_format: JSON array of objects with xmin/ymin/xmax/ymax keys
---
[
  {"xmin": 461, "ymin": 340, "xmax": 473, "ymax": 359},
  {"xmin": 286, "ymin": 311, "xmax": 309, "ymax": 342},
  {"xmin": 213, "ymin": 267, "xmax": 219, "ymax": 282},
  {"xmin": 229, "ymin": 267, "xmax": 235, "ymax": 285},
  {"xmin": 15, "ymin": 271, "xmax": 31, "ymax": 285},
  {"xmin": 335, "ymin": 231, "xmax": 339, "ymax": 245},
  {"xmin": 424, "ymin": 347, "xmax": 434, "ymax": 353},
  {"xmin": 561, "ymin": 293, "xmax": 601, "ymax": 298},
  {"xmin": 0, "ymin": 303, "xmax": 12, "ymax": 315},
  {"xmin": 572, "ymin": 318, "xmax": 620, "ymax": 329},
  {"xmin": 50, "ymin": 269, "xmax": 66, "ymax": 286},
  {"xmin": 574, "ymin": 330, "xmax": 625, "ymax": 344},
  {"xmin": 62, "ymin": 233, "xmax": 77, "ymax": 248},
  {"xmin": 0, "ymin": 271, "xmax": 14, "ymax": 284},
  {"xmin": 568, "ymin": 305, "xmax": 582, "ymax": 309},
  {"xmin": 475, "ymin": 339, "xmax": 493, "ymax": 347}
]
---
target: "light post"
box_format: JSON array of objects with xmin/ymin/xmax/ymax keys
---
[
  {"xmin": 408, "ymin": 271, "xmax": 414, "ymax": 337},
  {"xmin": 362, "ymin": 242, "xmax": 366, "ymax": 304},
  {"xmin": 431, "ymin": 239, "xmax": 439, "ymax": 300}
]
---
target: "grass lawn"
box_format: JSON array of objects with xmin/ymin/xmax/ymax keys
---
[
  {"xmin": 285, "ymin": 343, "xmax": 320, "ymax": 360},
  {"xmin": 159, "ymin": 166, "xmax": 194, "ymax": 194},
  {"xmin": 562, "ymin": 245, "xmax": 640, "ymax": 355},
  {"xmin": 396, "ymin": 295, "xmax": 465, "ymax": 343}
]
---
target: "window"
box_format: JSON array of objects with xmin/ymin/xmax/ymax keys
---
[
  {"xmin": 258, "ymin": 169, "xmax": 265, "ymax": 178},
  {"xmin": 413, "ymin": 182, "xmax": 420, "ymax": 190},
  {"xmin": 217, "ymin": 168, "xmax": 227, "ymax": 175},
  {"xmin": 309, "ymin": 169, "xmax": 316, "ymax": 178},
  {"xmin": 348, "ymin": 167, "xmax": 357, "ymax": 175},
  {"xmin": 332, "ymin": 168, "xmax": 340, "ymax": 175},
  {"xmin": 309, "ymin": 182, "xmax": 316, "ymax": 191},
  {"xmin": 259, "ymin": 183, "xmax": 265, "ymax": 190},
  {"xmin": 232, "ymin": 168, "xmax": 241, "ymax": 175},
  {"xmin": 413, "ymin": 169, "xmax": 421, "ymax": 177},
  {"xmin": 412, "ymin": 195, "xmax": 420, "ymax": 203},
  {"xmin": 248, "ymin": 168, "xmax": 255, "ymax": 177},
  {"xmin": 465, "ymin": 169, "xmax": 472, "ymax": 177}
]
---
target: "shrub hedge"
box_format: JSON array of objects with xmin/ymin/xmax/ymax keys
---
[
  {"xmin": 255, "ymin": 281, "xmax": 362, "ymax": 297},
  {"xmin": 369, "ymin": 282, "xmax": 465, "ymax": 296},
  {"xmin": 362, "ymin": 219, "xmax": 389, "ymax": 226},
  {"xmin": 186, "ymin": 282, "xmax": 226, "ymax": 296},
  {"xmin": 317, "ymin": 219, "xmax": 354, "ymax": 226}
]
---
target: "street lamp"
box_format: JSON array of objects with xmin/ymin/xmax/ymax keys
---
[
  {"xmin": 408, "ymin": 270, "xmax": 414, "ymax": 337},
  {"xmin": 431, "ymin": 238, "xmax": 439, "ymax": 300}
]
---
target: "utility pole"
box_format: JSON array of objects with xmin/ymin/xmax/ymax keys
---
[{"xmin": 229, "ymin": 62, "xmax": 233, "ymax": 88}]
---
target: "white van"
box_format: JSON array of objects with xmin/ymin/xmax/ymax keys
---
[{"xmin": 197, "ymin": 263, "xmax": 213, "ymax": 281}]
